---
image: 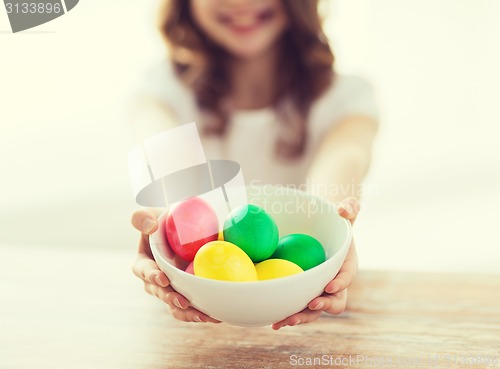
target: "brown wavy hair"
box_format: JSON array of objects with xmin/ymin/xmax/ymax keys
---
[{"xmin": 159, "ymin": 0, "xmax": 334, "ymax": 158}]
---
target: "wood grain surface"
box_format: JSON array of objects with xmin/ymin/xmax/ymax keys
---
[{"xmin": 1, "ymin": 245, "xmax": 499, "ymax": 369}]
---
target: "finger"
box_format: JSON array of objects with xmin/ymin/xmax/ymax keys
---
[
  {"xmin": 131, "ymin": 208, "xmax": 163, "ymax": 235},
  {"xmin": 144, "ymin": 283, "xmax": 222, "ymax": 323},
  {"xmin": 138, "ymin": 232, "xmax": 154, "ymax": 257},
  {"xmin": 135, "ymin": 232, "xmax": 161, "ymax": 271},
  {"xmin": 164, "ymin": 289, "xmax": 190, "ymax": 310},
  {"xmin": 143, "ymin": 282, "xmax": 190, "ymax": 309},
  {"xmin": 336, "ymin": 197, "xmax": 360, "ymax": 224},
  {"xmin": 155, "ymin": 271, "xmax": 170, "ymax": 287},
  {"xmin": 132, "ymin": 255, "xmax": 169, "ymax": 286},
  {"xmin": 272, "ymin": 309, "xmax": 322, "ymax": 330},
  {"xmin": 143, "ymin": 283, "xmax": 188, "ymax": 308},
  {"xmin": 308, "ymin": 289, "xmax": 347, "ymax": 315},
  {"xmin": 170, "ymin": 305, "xmax": 221, "ymax": 323},
  {"xmin": 271, "ymin": 309, "xmax": 322, "ymax": 330},
  {"xmin": 325, "ymin": 242, "xmax": 358, "ymax": 294}
]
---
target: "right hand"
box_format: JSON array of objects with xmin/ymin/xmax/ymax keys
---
[{"xmin": 131, "ymin": 208, "xmax": 221, "ymax": 323}]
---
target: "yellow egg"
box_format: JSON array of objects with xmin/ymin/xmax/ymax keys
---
[
  {"xmin": 255, "ymin": 259, "xmax": 304, "ymax": 281},
  {"xmin": 217, "ymin": 231, "xmax": 224, "ymax": 241},
  {"xmin": 194, "ymin": 241, "xmax": 258, "ymax": 282}
]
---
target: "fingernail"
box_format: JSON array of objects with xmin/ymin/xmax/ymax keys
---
[
  {"xmin": 325, "ymin": 285, "xmax": 333, "ymax": 293},
  {"xmin": 149, "ymin": 272, "xmax": 158, "ymax": 284},
  {"xmin": 142, "ymin": 218, "xmax": 156, "ymax": 234},
  {"xmin": 194, "ymin": 316, "xmax": 203, "ymax": 323},
  {"xmin": 293, "ymin": 319, "xmax": 301, "ymax": 326},
  {"xmin": 354, "ymin": 202, "xmax": 361, "ymax": 213},
  {"xmin": 326, "ymin": 285, "xmax": 339, "ymax": 294},
  {"xmin": 312, "ymin": 302, "xmax": 323, "ymax": 310},
  {"xmin": 173, "ymin": 298, "xmax": 182, "ymax": 309},
  {"xmin": 343, "ymin": 203, "xmax": 353, "ymax": 214},
  {"xmin": 155, "ymin": 274, "xmax": 163, "ymax": 286}
]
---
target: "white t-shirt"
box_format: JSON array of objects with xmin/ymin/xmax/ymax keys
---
[{"xmin": 136, "ymin": 61, "xmax": 378, "ymax": 187}]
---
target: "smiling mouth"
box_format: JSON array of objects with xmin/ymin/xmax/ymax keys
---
[{"xmin": 216, "ymin": 8, "xmax": 276, "ymax": 35}]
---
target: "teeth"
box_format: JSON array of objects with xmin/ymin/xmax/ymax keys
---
[{"xmin": 218, "ymin": 7, "xmax": 274, "ymax": 29}]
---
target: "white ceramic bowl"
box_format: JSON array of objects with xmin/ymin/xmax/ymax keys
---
[{"xmin": 150, "ymin": 185, "xmax": 352, "ymax": 327}]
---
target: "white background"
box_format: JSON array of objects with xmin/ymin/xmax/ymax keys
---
[{"xmin": 0, "ymin": 0, "xmax": 499, "ymax": 274}]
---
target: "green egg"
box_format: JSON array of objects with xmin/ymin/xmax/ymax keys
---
[
  {"xmin": 223, "ymin": 204, "xmax": 279, "ymax": 262},
  {"xmin": 272, "ymin": 234, "xmax": 326, "ymax": 271}
]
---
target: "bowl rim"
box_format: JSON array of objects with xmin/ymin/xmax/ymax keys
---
[{"xmin": 149, "ymin": 184, "xmax": 352, "ymax": 286}]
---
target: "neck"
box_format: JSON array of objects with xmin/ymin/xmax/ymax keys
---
[{"xmin": 228, "ymin": 47, "xmax": 279, "ymax": 110}]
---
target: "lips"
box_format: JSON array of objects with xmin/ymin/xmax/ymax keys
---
[{"xmin": 216, "ymin": 8, "xmax": 276, "ymax": 35}]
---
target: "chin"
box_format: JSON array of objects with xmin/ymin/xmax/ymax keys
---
[
  {"xmin": 230, "ymin": 48, "xmax": 269, "ymax": 59},
  {"xmin": 224, "ymin": 40, "xmax": 277, "ymax": 60}
]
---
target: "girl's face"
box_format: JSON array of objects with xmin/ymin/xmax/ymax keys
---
[{"xmin": 190, "ymin": 0, "xmax": 288, "ymax": 59}]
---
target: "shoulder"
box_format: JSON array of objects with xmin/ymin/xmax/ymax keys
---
[
  {"xmin": 131, "ymin": 59, "xmax": 198, "ymax": 124},
  {"xmin": 134, "ymin": 59, "xmax": 191, "ymax": 102},
  {"xmin": 333, "ymin": 74, "xmax": 376, "ymax": 93}
]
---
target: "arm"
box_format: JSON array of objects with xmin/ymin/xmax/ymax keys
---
[
  {"xmin": 130, "ymin": 96, "xmax": 220, "ymax": 323},
  {"xmin": 307, "ymin": 114, "xmax": 378, "ymax": 204},
  {"xmin": 272, "ymin": 115, "xmax": 378, "ymax": 330}
]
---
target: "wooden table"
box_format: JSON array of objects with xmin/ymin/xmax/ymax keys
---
[{"xmin": 1, "ymin": 244, "xmax": 499, "ymax": 369}]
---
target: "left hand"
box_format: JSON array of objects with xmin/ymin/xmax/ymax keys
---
[{"xmin": 271, "ymin": 197, "xmax": 360, "ymax": 330}]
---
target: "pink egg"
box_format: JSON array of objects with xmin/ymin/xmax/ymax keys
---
[
  {"xmin": 165, "ymin": 197, "xmax": 219, "ymax": 262},
  {"xmin": 185, "ymin": 261, "xmax": 194, "ymax": 275}
]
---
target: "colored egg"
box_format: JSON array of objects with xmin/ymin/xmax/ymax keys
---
[
  {"xmin": 223, "ymin": 204, "xmax": 279, "ymax": 262},
  {"xmin": 184, "ymin": 261, "xmax": 194, "ymax": 275},
  {"xmin": 272, "ymin": 234, "xmax": 326, "ymax": 271},
  {"xmin": 255, "ymin": 259, "xmax": 303, "ymax": 280},
  {"xmin": 165, "ymin": 197, "xmax": 219, "ymax": 262},
  {"xmin": 193, "ymin": 241, "xmax": 258, "ymax": 282},
  {"xmin": 217, "ymin": 231, "xmax": 224, "ymax": 241}
]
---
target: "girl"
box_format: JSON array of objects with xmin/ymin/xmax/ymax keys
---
[{"xmin": 131, "ymin": 0, "xmax": 378, "ymax": 330}]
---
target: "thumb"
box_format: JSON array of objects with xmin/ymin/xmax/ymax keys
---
[
  {"xmin": 131, "ymin": 208, "xmax": 163, "ymax": 235},
  {"xmin": 336, "ymin": 197, "xmax": 360, "ymax": 224}
]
